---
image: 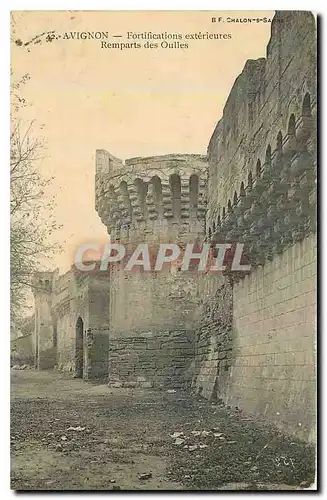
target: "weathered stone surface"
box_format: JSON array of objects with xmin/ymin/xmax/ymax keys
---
[
  {"xmin": 30, "ymin": 11, "xmax": 316, "ymax": 445},
  {"xmin": 33, "ymin": 268, "xmax": 110, "ymax": 379}
]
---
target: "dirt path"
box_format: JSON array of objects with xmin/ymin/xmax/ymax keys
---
[{"xmin": 11, "ymin": 370, "xmax": 315, "ymax": 491}]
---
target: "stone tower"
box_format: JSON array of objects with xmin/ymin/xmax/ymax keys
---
[
  {"xmin": 95, "ymin": 152, "xmax": 208, "ymax": 387},
  {"xmin": 33, "ymin": 270, "xmax": 58, "ymax": 369}
]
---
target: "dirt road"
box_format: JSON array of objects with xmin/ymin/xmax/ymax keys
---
[{"xmin": 11, "ymin": 370, "xmax": 315, "ymax": 491}]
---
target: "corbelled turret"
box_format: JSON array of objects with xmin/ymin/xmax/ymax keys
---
[
  {"xmin": 95, "ymin": 152, "xmax": 208, "ymax": 243},
  {"xmin": 94, "ymin": 151, "xmax": 209, "ymax": 389}
]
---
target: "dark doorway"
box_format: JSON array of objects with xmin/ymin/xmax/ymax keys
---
[{"xmin": 75, "ymin": 317, "xmax": 84, "ymax": 378}]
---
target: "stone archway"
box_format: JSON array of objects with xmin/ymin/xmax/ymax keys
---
[{"xmin": 75, "ymin": 317, "xmax": 84, "ymax": 378}]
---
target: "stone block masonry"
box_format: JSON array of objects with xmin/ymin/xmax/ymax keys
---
[
  {"xmin": 194, "ymin": 10, "xmax": 317, "ymax": 441},
  {"xmin": 108, "ymin": 330, "xmax": 195, "ymax": 389},
  {"xmin": 33, "ymin": 268, "xmax": 110, "ymax": 379},
  {"xmin": 31, "ymin": 10, "xmax": 316, "ymax": 444},
  {"xmin": 192, "ymin": 234, "xmax": 316, "ymax": 441},
  {"xmin": 228, "ymin": 233, "xmax": 316, "ymax": 442},
  {"xmin": 96, "ymin": 153, "xmax": 208, "ymax": 387},
  {"xmin": 193, "ymin": 281, "xmax": 233, "ymax": 401}
]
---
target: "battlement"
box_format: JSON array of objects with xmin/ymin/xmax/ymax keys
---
[
  {"xmin": 95, "ymin": 150, "xmax": 124, "ymax": 175},
  {"xmin": 32, "ymin": 270, "xmax": 59, "ymax": 295},
  {"xmin": 204, "ymin": 10, "xmax": 317, "ymax": 276},
  {"xmin": 125, "ymin": 153, "xmax": 207, "ymax": 166},
  {"xmin": 207, "ymin": 11, "xmax": 316, "ymax": 241},
  {"xmin": 95, "ymin": 152, "xmax": 208, "ymax": 243},
  {"xmin": 96, "ymin": 151, "xmax": 207, "ymax": 176}
]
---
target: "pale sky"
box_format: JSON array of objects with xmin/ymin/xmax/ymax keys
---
[{"xmin": 11, "ymin": 10, "xmax": 273, "ymax": 272}]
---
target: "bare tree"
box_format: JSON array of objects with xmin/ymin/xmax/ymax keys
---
[{"xmin": 11, "ymin": 20, "xmax": 61, "ymax": 321}]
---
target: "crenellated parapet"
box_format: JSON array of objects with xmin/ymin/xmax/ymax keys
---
[
  {"xmin": 95, "ymin": 153, "xmax": 208, "ymax": 243},
  {"xmin": 207, "ymin": 11, "xmax": 316, "ymax": 228},
  {"xmin": 95, "ymin": 153, "xmax": 209, "ymax": 388},
  {"xmin": 32, "ymin": 270, "xmax": 59, "ymax": 370},
  {"xmin": 210, "ymin": 91, "xmax": 316, "ymax": 277},
  {"xmin": 206, "ymin": 10, "xmax": 317, "ymax": 277}
]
